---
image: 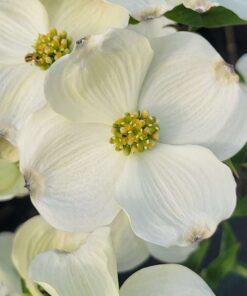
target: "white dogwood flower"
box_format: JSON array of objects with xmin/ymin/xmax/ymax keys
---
[
  {"xmin": 107, "ymin": 0, "xmax": 247, "ymax": 19},
  {"xmin": 27, "ymin": 228, "xmax": 215, "ymax": 296},
  {"xmin": 18, "ymin": 29, "xmax": 247, "ymax": 247},
  {"xmin": 182, "ymin": 0, "xmax": 247, "ymax": 18},
  {"xmin": 0, "ymin": 0, "xmax": 129, "ymax": 201},
  {"xmin": 0, "ymin": 218, "xmax": 211, "ymax": 295},
  {"xmin": 108, "ymin": 0, "xmax": 177, "ymax": 38},
  {"xmin": 11, "ymin": 214, "xmax": 195, "ymax": 294},
  {"xmin": 0, "ymin": 225, "xmax": 215, "ymax": 296}
]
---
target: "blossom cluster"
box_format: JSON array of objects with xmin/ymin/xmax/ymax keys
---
[{"xmin": 0, "ymin": 0, "xmax": 246, "ymax": 295}]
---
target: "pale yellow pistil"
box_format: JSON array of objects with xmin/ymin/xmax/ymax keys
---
[
  {"xmin": 25, "ymin": 28, "xmax": 72, "ymax": 70},
  {"xmin": 110, "ymin": 111, "xmax": 160, "ymax": 156}
]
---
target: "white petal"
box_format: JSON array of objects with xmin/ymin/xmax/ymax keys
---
[
  {"xmin": 29, "ymin": 228, "xmax": 119, "ymax": 296},
  {"xmin": 12, "ymin": 215, "xmax": 87, "ymax": 295},
  {"xmin": 183, "ymin": 0, "xmax": 217, "ymax": 12},
  {"xmin": 45, "ymin": 28, "xmax": 153, "ymax": 125},
  {"xmin": 0, "ymin": 64, "xmax": 46, "ymax": 145},
  {"xmin": 0, "ymin": 233, "xmax": 22, "ymax": 294},
  {"xmin": 236, "ymin": 54, "xmax": 247, "ymax": 82},
  {"xmin": 128, "ymin": 17, "xmax": 176, "ymax": 39},
  {"xmin": 217, "ymin": 0, "xmax": 247, "ymax": 20},
  {"xmin": 0, "ymin": 160, "xmax": 19, "ymax": 197},
  {"xmin": 120, "ymin": 264, "xmax": 215, "ymax": 296},
  {"xmin": 0, "ymin": 0, "xmax": 49, "ymax": 65},
  {"xmin": 40, "ymin": 0, "xmax": 129, "ymax": 41},
  {"xmin": 116, "ymin": 144, "xmax": 236, "ymax": 247},
  {"xmin": 18, "ymin": 107, "xmax": 124, "ymax": 232},
  {"xmin": 147, "ymin": 242, "xmax": 198, "ymax": 263},
  {"xmin": 0, "ymin": 160, "xmax": 25, "ymax": 201},
  {"xmin": 111, "ymin": 211, "xmax": 149, "ymax": 273},
  {"xmin": 139, "ymin": 32, "xmax": 246, "ymax": 161},
  {"xmin": 107, "ymin": 0, "xmax": 175, "ymax": 20}
]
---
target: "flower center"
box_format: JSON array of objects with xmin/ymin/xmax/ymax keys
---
[
  {"xmin": 110, "ymin": 111, "xmax": 160, "ymax": 155},
  {"xmin": 25, "ymin": 28, "xmax": 72, "ymax": 70}
]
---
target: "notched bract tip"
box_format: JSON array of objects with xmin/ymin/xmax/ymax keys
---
[
  {"xmin": 23, "ymin": 170, "xmax": 44, "ymax": 198},
  {"xmin": 215, "ymin": 60, "xmax": 240, "ymax": 84},
  {"xmin": 186, "ymin": 225, "xmax": 215, "ymax": 244}
]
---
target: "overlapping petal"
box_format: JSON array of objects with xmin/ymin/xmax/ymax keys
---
[
  {"xmin": 0, "ymin": 0, "xmax": 49, "ymax": 65},
  {"xmin": 45, "ymin": 29, "xmax": 153, "ymax": 125},
  {"xmin": 111, "ymin": 211, "xmax": 149, "ymax": 272},
  {"xmin": 107, "ymin": 0, "xmax": 175, "ymax": 20},
  {"xmin": 18, "ymin": 107, "xmax": 124, "ymax": 232},
  {"xmin": 116, "ymin": 144, "xmax": 236, "ymax": 247},
  {"xmin": 237, "ymin": 54, "xmax": 247, "ymax": 83},
  {"xmin": 0, "ymin": 160, "xmax": 26, "ymax": 201},
  {"xmin": 0, "ymin": 233, "xmax": 22, "ymax": 294},
  {"xmin": 129, "ymin": 17, "xmax": 176, "ymax": 39},
  {"xmin": 139, "ymin": 32, "xmax": 247, "ymax": 160},
  {"xmin": 0, "ymin": 64, "xmax": 46, "ymax": 144},
  {"xmin": 120, "ymin": 264, "xmax": 215, "ymax": 295},
  {"xmin": 29, "ymin": 228, "xmax": 119, "ymax": 296},
  {"xmin": 41, "ymin": 0, "xmax": 129, "ymax": 41},
  {"xmin": 147, "ymin": 242, "xmax": 198, "ymax": 263},
  {"xmin": 12, "ymin": 215, "xmax": 87, "ymax": 295}
]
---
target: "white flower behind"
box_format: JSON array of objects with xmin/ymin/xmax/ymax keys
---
[
  {"xmin": 183, "ymin": 0, "xmax": 247, "ymax": 18},
  {"xmin": 0, "ymin": 218, "xmax": 215, "ymax": 296},
  {"xmin": 108, "ymin": 0, "xmax": 177, "ymax": 38},
  {"xmin": 107, "ymin": 0, "xmax": 247, "ymax": 19},
  {"xmin": 28, "ymin": 232, "xmax": 215, "ymax": 296}
]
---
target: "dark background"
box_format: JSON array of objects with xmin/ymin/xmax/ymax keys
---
[{"xmin": 0, "ymin": 26, "xmax": 246, "ymax": 295}]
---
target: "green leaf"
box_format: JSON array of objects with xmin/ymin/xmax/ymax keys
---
[
  {"xmin": 233, "ymin": 264, "xmax": 247, "ymax": 278},
  {"xmin": 231, "ymin": 144, "xmax": 247, "ymax": 168},
  {"xmin": 202, "ymin": 223, "xmax": 240, "ymax": 290},
  {"xmin": 129, "ymin": 16, "xmax": 139, "ymax": 25},
  {"xmin": 233, "ymin": 196, "xmax": 247, "ymax": 218},
  {"xmin": 185, "ymin": 240, "xmax": 210, "ymax": 273},
  {"xmin": 224, "ymin": 159, "xmax": 239, "ymax": 178},
  {"xmin": 164, "ymin": 5, "xmax": 247, "ymax": 28}
]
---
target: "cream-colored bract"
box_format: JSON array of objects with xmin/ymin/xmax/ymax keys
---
[
  {"xmin": 0, "ymin": 159, "xmax": 26, "ymax": 201},
  {"xmin": 0, "ymin": 222, "xmax": 215, "ymax": 296},
  {"xmin": 0, "ymin": 0, "xmax": 129, "ymax": 201},
  {"xmin": 0, "ymin": 233, "xmax": 22, "ymax": 295},
  {"xmin": 29, "ymin": 227, "xmax": 119, "ymax": 296},
  {"xmin": 237, "ymin": 54, "xmax": 247, "ymax": 84},
  {"xmin": 28, "ymin": 232, "xmax": 215, "ymax": 296},
  {"xmin": 10, "ymin": 214, "xmax": 195, "ymax": 295},
  {"xmin": 128, "ymin": 17, "xmax": 176, "ymax": 39},
  {"xmin": 119, "ymin": 265, "xmax": 214, "ymax": 296},
  {"xmin": 111, "ymin": 211, "xmax": 197, "ymax": 272},
  {"xmin": 18, "ymin": 29, "xmax": 245, "ymax": 247},
  {"xmin": 12, "ymin": 215, "xmax": 87, "ymax": 295}
]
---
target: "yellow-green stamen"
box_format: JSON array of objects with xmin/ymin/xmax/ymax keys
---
[
  {"xmin": 25, "ymin": 28, "xmax": 72, "ymax": 70},
  {"xmin": 110, "ymin": 111, "xmax": 160, "ymax": 156}
]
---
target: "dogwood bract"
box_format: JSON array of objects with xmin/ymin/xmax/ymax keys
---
[
  {"xmin": 182, "ymin": 0, "xmax": 247, "ymax": 18},
  {"xmin": 0, "ymin": 0, "xmax": 129, "ymax": 201},
  {"xmin": 17, "ymin": 29, "xmax": 247, "ymax": 247},
  {"xmin": 108, "ymin": 0, "xmax": 177, "ymax": 39},
  {"xmin": 3, "ymin": 225, "xmax": 214, "ymax": 295},
  {"xmin": 107, "ymin": 0, "xmax": 247, "ymax": 19},
  {"xmin": 1, "ymin": 216, "xmax": 197, "ymax": 295}
]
